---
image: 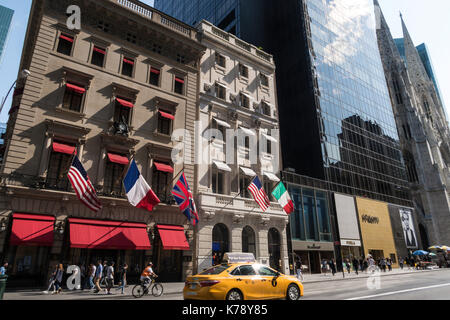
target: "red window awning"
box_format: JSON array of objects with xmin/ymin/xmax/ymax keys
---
[
  {"xmin": 10, "ymin": 213, "xmax": 55, "ymax": 247},
  {"xmin": 107, "ymin": 153, "xmax": 129, "ymax": 165},
  {"xmin": 175, "ymin": 77, "xmax": 185, "ymax": 84},
  {"xmin": 159, "ymin": 110, "xmax": 175, "ymax": 120},
  {"xmin": 150, "ymin": 67, "xmax": 160, "ymax": 75},
  {"xmin": 123, "ymin": 58, "xmax": 134, "ymax": 65},
  {"xmin": 53, "ymin": 142, "xmax": 77, "ymax": 155},
  {"xmin": 69, "ymin": 218, "xmax": 151, "ymax": 250},
  {"xmin": 116, "ymin": 97, "xmax": 134, "ymax": 108},
  {"xmin": 60, "ymin": 34, "xmax": 74, "ymax": 43},
  {"xmin": 66, "ymin": 83, "xmax": 86, "ymax": 94},
  {"xmin": 93, "ymin": 47, "xmax": 106, "ymax": 55},
  {"xmin": 154, "ymin": 162, "xmax": 174, "ymax": 173},
  {"xmin": 157, "ymin": 225, "xmax": 190, "ymax": 251}
]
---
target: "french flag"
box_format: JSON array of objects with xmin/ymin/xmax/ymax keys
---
[{"xmin": 123, "ymin": 160, "xmax": 160, "ymax": 212}]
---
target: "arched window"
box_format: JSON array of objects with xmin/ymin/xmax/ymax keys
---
[
  {"xmin": 242, "ymin": 226, "xmax": 257, "ymax": 258},
  {"xmin": 212, "ymin": 223, "xmax": 229, "ymax": 264},
  {"xmin": 268, "ymin": 228, "xmax": 281, "ymax": 271}
]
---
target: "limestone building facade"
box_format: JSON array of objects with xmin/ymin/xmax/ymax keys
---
[
  {"xmin": 0, "ymin": 0, "xmax": 205, "ymax": 286},
  {"xmin": 194, "ymin": 20, "xmax": 289, "ymax": 274}
]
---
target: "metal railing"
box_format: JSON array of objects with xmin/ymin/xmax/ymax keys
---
[
  {"xmin": 116, "ymin": 0, "xmax": 153, "ymax": 18},
  {"xmin": 160, "ymin": 16, "xmax": 191, "ymax": 36}
]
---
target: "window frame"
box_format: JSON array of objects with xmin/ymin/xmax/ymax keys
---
[
  {"xmin": 62, "ymin": 82, "xmax": 86, "ymax": 113},
  {"xmin": 239, "ymin": 63, "xmax": 249, "ymax": 79},
  {"xmin": 121, "ymin": 56, "xmax": 135, "ymax": 78},
  {"xmin": 215, "ymin": 52, "xmax": 226, "ymax": 69},
  {"xmin": 157, "ymin": 109, "xmax": 174, "ymax": 136},
  {"xmin": 91, "ymin": 46, "xmax": 107, "ymax": 68},
  {"xmin": 211, "ymin": 169, "xmax": 225, "ymax": 195},
  {"xmin": 56, "ymin": 32, "xmax": 75, "ymax": 56},
  {"xmin": 174, "ymin": 76, "xmax": 185, "ymax": 95}
]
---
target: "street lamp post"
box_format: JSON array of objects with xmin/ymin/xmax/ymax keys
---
[{"xmin": 0, "ymin": 69, "xmax": 31, "ymax": 115}]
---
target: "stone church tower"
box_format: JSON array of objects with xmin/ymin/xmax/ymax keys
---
[{"xmin": 374, "ymin": 0, "xmax": 450, "ymax": 247}]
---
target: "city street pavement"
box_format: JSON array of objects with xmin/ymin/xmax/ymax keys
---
[{"xmin": 3, "ymin": 268, "xmax": 449, "ymax": 300}]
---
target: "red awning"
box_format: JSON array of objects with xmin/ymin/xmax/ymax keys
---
[
  {"xmin": 175, "ymin": 77, "xmax": 185, "ymax": 84},
  {"xmin": 123, "ymin": 58, "xmax": 134, "ymax": 65},
  {"xmin": 150, "ymin": 67, "xmax": 160, "ymax": 74},
  {"xmin": 93, "ymin": 47, "xmax": 106, "ymax": 55},
  {"xmin": 60, "ymin": 34, "xmax": 74, "ymax": 43},
  {"xmin": 66, "ymin": 83, "xmax": 86, "ymax": 94},
  {"xmin": 154, "ymin": 162, "xmax": 174, "ymax": 173},
  {"xmin": 157, "ymin": 225, "xmax": 190, "ymax": 251},
  {"xmin": 107, "ymin": 153, "xmax": 129, "ymax": 165},
  {"xmin": 116, "ymin": 98, "xmax": 134, "ymax": 108},
  {"xmin": 159, "ymin": 110, "xmax": 175, "ymax": 120},
  {"xmin": 10, "ymin": 213, "xmax": 55, "ymax": 247},
  {"xmin": 53, "ymin": 142, "xmax": 77, "ymax": 155},
  {"xmin": 69, "ymin": 218, "xmax": 151, "ymax": 250}
]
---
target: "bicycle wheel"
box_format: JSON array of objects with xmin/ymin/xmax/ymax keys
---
[
  {"xmin": 151, "ymin": 283, "xmax": 164, "ymax": 297},
  {"xmin": 132, "ymin": 284, "xmax": 145, "ymax": 298}
]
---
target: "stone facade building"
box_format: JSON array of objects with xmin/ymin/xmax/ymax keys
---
[
  {"xmin": 375, "ymin": 1, "xmax": 450, "ymax": 247},
  {"xmin": 0, "ymin": 0, "xmax": 205, "ymax": 286},
  {"xmin": 194, "ymin": 20, "xmax": 289, "ymax": 274}
]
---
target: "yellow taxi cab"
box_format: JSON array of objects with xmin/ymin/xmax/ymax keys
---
[{"xmin": 183, "ymin": 253, "xmax": 303, "ymax": 300}]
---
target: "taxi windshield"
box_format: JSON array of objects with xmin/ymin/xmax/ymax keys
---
[{"xmin": 199, "ymin": 265, "xmax": 230, "ymax": 275}]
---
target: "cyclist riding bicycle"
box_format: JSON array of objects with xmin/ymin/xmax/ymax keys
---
[{"xmin": 140, "ymin": 262, "xmax": 157, "ymax": 287}]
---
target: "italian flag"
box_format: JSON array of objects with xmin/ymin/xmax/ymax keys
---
[{"xmin": 271, "ymin": 182, "xmax": 294, "ymax": 214}]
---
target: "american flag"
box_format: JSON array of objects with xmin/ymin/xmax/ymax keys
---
[
  {"xmin": 248, "ymin": 176, "xmax": 271, "ymax": 212},
  {"xmin": 67, "ymin": 156, "xmax": 102, "ymax": 212},
  {"xmin": 171, "ymin": 172, "xmax": 199, "ymax": 226}
]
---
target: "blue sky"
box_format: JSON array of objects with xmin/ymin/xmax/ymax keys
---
[{"xmin": 0, "ymin": 0, "xmax": 448, "ymax": 123}]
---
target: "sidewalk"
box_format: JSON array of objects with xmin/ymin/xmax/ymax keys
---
[
  {"xmin": 300, "ymin": 266, "xmax": 445, "ymax": 284},
  {"xmin": 3, "ymin": 267, "xmax": 446, "ymax": 299}
]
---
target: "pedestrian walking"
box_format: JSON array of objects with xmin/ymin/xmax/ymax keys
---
[
  {"xmin": 53, "ymin": 264, "xmax": 64, "ymax": 294},
  {"xmin": 387, "ymin": 258, "xmax": 392, "ymax": 272},
  {"xmin": 116, "ymin": 263, "xmax": 128, "ymax": 294},
  {"xmin": 352, "ymin": 258, "xmax": 359, "ymax": 275},
  {"xmin": 399, "ymin": 258, "xmax": 404, "ymax": 270},
  {"xmin": 380, "ymin": 258, "xmax": 386, "ymax": 272},
  {"xmin": 321, "ymin": 259, "xmax": 328, "ymax": 276},
  {"xmin": 94, "ymin": 260, "xmax": 103, "ymax": 293},
  {"xmin": 345, "ymin": 259, "xmax": 351, "ymax": 274},
  {"xmin": 0, "ymin": 261, "xmax": 7, "ymax": 275},
  {"xmin": 329, "ymin": 259, "xmax": 336, "ymax": 276},
  {"xmin": 105, "ymin": 261, "xmax": 114, "ymax": 295},
  {"xmin": 295, "ymin": 258, "xmax": 303, "ymax": 281},
  {"xmin": 43, "ymin": 265, "xmax": 57, "ymax": 294}
]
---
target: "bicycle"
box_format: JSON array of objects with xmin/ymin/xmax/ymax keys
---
[{"xmin": 132, "ymin": 276, "xmax": 164, "ymax": 298}]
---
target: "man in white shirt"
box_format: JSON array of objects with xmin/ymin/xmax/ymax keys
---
[{"xmin": 106, "ymin": 262, "xmax": 114, "ymax": 295}]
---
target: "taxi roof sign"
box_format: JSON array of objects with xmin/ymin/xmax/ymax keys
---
[{"xmin": 222, "ymin": 252, "xmax": 256, "ymax": 264}]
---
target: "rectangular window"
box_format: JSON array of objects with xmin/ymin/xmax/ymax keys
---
[
  {"xmin": 239, "ymin": 175, "xmax": 252, "ymax": 199},
  {"xmin": 177, "ymin": 54, "xmax": 185, "ymax": 64},
  {"xmin": 122, "ymin": 57, "xmax": 134, "ymax": 77},
  {"xmin": 215, "ymin": 83, "xmax": 226, "ymax": 100},
  {"xmin": 57, "ymin": 33, "xmax": 74, "ymax": 56},
  {"xmin": 260, "ymin": 74, "xmax": 269, "ymax": 87},
  {"xmin": 290, "ymin": 189, "xmax": 306, "ymax": 241},
  {"xmin": 149, "ymin": 67, "xmax": 160, "ymax": 86},
  {"xmin": 91, "ymin": 46, "xmax": 106, "ymax": 67},
  {"xmin": 114, "ymin": 98, "xmax": 132, "ymax": 125},
  {"xmin": 212, "ymin": 170, "xmax": 224, "ymax": 195},
  {"xmin": 62, "ymin": 83, "xmax": 85, "ymax": 112},
  {"xmin": 240, "ymin": 93, "xmax": 250, "ymax": 109},
  {"xmin": 316, "ymin": 192, "xmax": 332, "ymax": 242},
  {"xmin": 157, "ymin": 110, "xmax": 174, "ymax": 135},
  {"xmin": 264, "ymin": 180, "xmax": 274, "ymax": 202},
  {"xmin": 239, "ymin": 64, "xmax": 249, "ymax": 79},
  {"xmin": 215, "ymin": 53, "xmax": 226, "ymax": 68},
  {"xmin": 45, "ymin": 149, "xmax": 72, "ymax": 191},
  {"xmin": 174, "ymin": 77, "xmax": 184, "ymax": 95},
  {"xmin": 104, "ymin": 161, "xmax": 125, "ymax": 196},
  {"xmin": 262, "ymin": 102, "xmax": 271, "ymax": 116},
  {"xmin": 152, "ymin": 169, "xmax": 170, "ymax": 203},
  {"xmin": 303, "ymin": 189, "xmax": 319, "ymax": 242}
]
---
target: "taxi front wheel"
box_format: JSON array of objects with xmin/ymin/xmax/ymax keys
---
[
  {"xmin": 226, "ymin": 289, "xmax": 244, "ymax": 300},
  {"xmin": 286, "ymin": 284, "xmax": 300, "ymax": 301}
]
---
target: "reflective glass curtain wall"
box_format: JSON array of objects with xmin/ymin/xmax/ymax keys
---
[
  {"xmin": 0, "ymin": 5, "xmax": 14, "ymax": 63},
  {"xmin": 288, "ymin": 185, "xmax": 332, "ymax": 243},
  {"xmin": 305, "ymin": 0, "xmax": 410, "ymax": 205},
  {"xmin": 154, "ymin": 0, "xmax": 241, "ymax": 36}
]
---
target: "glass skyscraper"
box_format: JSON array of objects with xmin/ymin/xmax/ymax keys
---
[
  {"xmin": 155, "ymin": 0, "xmax": 240, "ymax": 35},
  {"xmin": 156, "ymin": 0, "xmax": 411, "ymax": 206},
  {"xmin": 0, "ymin": 5, "xmax": 14, "ymax": 63}
]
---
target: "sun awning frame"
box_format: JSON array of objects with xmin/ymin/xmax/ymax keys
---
[
  {"xmin": 239, "ymin": 126, "xmax": 256, "ymax": 137},
  {"xmin": 213, "ymin": 161, "xmax": 232, "ymax": 172},
  {"xmin": 240, "ymin": 167, "xmax": 257, "ymax": 177},
  {"xmin": 52, "ymin": 142, "xmax": 77, "ymax": 155},
  {"xmin": 10, "ymin": 213, "xmax": 55, "ymax": 247},
  {"xmin": 107, "ymin": 153, "xmax": 129, "ymax": 165},
  {"xmin": 154, "ymin": 162, "xmax": 174, "ymax": 173},
  {"xmin": 263, "ymin": 172, "xmax": 281, "ymax": 182}
]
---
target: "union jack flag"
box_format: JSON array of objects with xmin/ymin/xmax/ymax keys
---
[
  {"xmin": 171, "ymin": 172, "xmax": 199, "ymax": 226},
  {"xmin": 67, "ymin": 155, "xmax": 102, "ymax": 212}
]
